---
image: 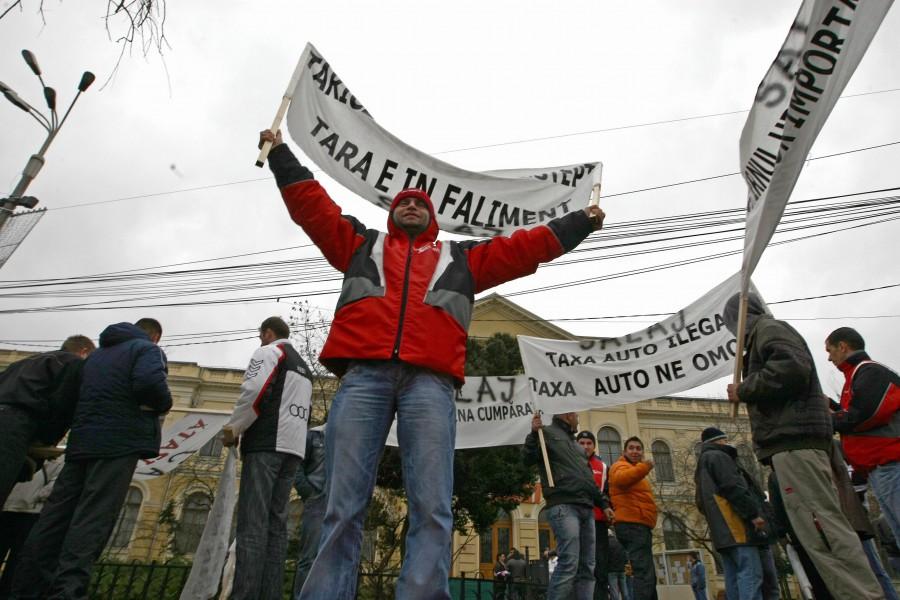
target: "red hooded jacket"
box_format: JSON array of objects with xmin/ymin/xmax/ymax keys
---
[
  {"xmin": 268, "ymin": 144, "xmax": 593, "ymax": 383},
  {"xmin": 834, "ymin": 350, "xmax": 900, "ymax": 472}
]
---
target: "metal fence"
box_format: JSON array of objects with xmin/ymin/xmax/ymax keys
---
[{"xmin": 74, "ymin": 561, "xmax": 548, "ymax": 600}]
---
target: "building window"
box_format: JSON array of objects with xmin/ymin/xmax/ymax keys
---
[
  {"xmin": 663, "ymin": 516, "xmax": 689, "ymax": 551},
  {"xmin": 538, "ymin": 506, "xmax": 556, "ymax": 554},
  {"xmin": 109, "ymin": 487, "xmax": 143, "ymax": 549},
  {"xmin": 597, "ymin": 427, "xmax": 622, "ymax": 468},
  {"xmin": 651, "ymin": 440, "xmax": 675, "ymax": 482},
  {"xmin": 176, "ymin": 492, "xmax": 212, "ymax": 554},
  {"xmin": 361, "ymin": 529, "xmax": 377, "ymax": 563},
  {"xmin": 287, "ymin": 499, "xmax": 303, "ymax": 544},
  {"xmin": 478, "ymin": 509, "xmax": 512, "ymax": 578},
  {"xmin": 198, "ymin": 435, "xmax": 223, "ymax": 458}
]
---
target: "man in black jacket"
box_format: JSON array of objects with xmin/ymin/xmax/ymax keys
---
[
  {"xmin": 723, "ymin": 294, "xmax": 881, "ymax": 599},
  {"xmin": 694, "ymin": 427, "xmax": 767, "ymax": 600},
  {"xmin": 11, "ymin": 319, "xmax": 172, "ymax": 600},
  {"xmin": 524, "ymin": 412, "xmax": 613, "ymax": 600},
  {"xmin": 0, "ymin": 336, "xmax": 94, "ymax": 506}
]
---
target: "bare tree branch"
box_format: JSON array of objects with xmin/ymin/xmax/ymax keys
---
[{"xmin": 0, "ymin": 1, "xmax": 23, "ymax": 21}]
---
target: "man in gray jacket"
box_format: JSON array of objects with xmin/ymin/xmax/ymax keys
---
[
  {"xmin": 724, "ymin": 293, "xmax": 881, "ymax": 599},
  {"xmin": 524, "ymin": 412, "xmax": 613, "ymax": 600}
]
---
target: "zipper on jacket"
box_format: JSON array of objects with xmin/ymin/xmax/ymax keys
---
[{"xmin": 391, "ymin": 240, "xmax": 415, "ymax": 358}]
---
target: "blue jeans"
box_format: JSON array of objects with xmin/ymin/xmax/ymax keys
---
[
  {"xmin": 758, "ymin": 545, "xmax": 779, "ymax": 600},
  {"xmin": 233, "ymin": 451, "xmax": 301, "ymax": 600},
  {"xmin": 870, "ymin": 462, "xmax": 900, "ymax": 549},
  {"xmin": 297, "ymin": 361, "xmax": 456, "ymax": 600},
  {"xmin": 614, "ymin": 523, "xmax": 656, "ymax": 600},
  {"xmin": 719, "ymin": 545, "xmax": 763, "ymax": 600},
  {"xmin": 863, "ymin": 537, "xmax": 900, "ymax": 600},
  {"xmin": 608, "ymin": 573, "xmax": 629, "ymax": 600},
  {"xmin": 292, "ymin": 494, "xmax": 326, "ymax": 599},
  {"xmin": 547, "ymin": 504, "xmax": 595, "ymax": 600}
]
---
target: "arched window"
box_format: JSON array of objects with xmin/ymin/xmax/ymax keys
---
[
  {"xmin": 478, "ymin": 508, "xmax": 512, "ymax": 579},
  {"xmin": 176, "ymin": 492, "xmax": 212, "ymax": 554},
  {"xmin": 596, "ymin": 427, "xmax": 622, "ymax": 467},
  {"xmin": 651, "ymin": 440, "xmax": 675, "ymax": 482},
  {"xmin": 109, "ymin": 487, "xmax": 143, "ymax": 549},
  {"xmin": 538, "ymin": 506, "xmax": 556, "ymax": 556},
  {"xmin": 663, "ymin": 516, "xmax": 689, "ymax": 550}
]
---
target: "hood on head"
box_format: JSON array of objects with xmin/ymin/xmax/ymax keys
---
[
  {"xmin": 98, "ymin": 322, "xmax": 150, "ymax": 347},
  {"xmin": 387, "ymin": 188, "xmax": 439, "ymax": 242},
  {"xmin": 722, "ymin": 292, "xmax": 768, "ymax": 336}
]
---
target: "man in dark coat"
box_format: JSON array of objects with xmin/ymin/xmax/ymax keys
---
[
  {"xmin": 524, "ymin": 413, "xmax": 613, "ymax": 600},
  {"xmin": 694, "ymin": 427, "xmax": 767, "ymax": 600},
  {"xmin": 11, "ymin": 318, "xmax": 172, "ymax": 600},
  {"xmin": 0, "ymin": 335, "xmax": 94, "ymax": 505},
  {"xmin": 723, "ymin": 294, "xmax": 880, "ymax": 599}
]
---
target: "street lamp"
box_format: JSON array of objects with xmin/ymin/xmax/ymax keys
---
[{"xmin": 0, "ymin": 49, "xmax": 94, "ymax": 229}]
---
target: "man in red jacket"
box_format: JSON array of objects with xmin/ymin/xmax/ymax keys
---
[
  {"xmin": 259, "ymin": 129, "xmax": 604, "ymax": 600},
  {"xmin": 577, "ymin": 430, "xmax": 613, "ymax": 600},
  {"xmin": 827, "ymin": 327, "xmax": 900, "ymax": 547}
]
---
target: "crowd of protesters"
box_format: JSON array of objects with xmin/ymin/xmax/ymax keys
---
[
  {"xmin": 521, "ymin": 300, "xmax": 900, "ymax": 600},
  {"xmin": 0, "ymin": 131, "xmax": 897, "ymax": 600}
]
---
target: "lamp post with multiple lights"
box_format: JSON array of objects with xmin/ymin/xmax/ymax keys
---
[{"xmin": 0, "ymin": 49, "xmax": 94, "ymax": 229}]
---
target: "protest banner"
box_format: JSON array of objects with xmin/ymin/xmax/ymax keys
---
[
  {"xmin": 134, "ymin": 412, "xmax": 229, "ymax": 480},
  {"xmin": 385, "ymin": 376, "xmax": 535, "ymax": 449},
  {"xmin": 739, "ymin": 0, "xmax": 892, "ymax": 278},
  {"xmin": 519, "ymin": 272, "xmax": 764, "ymax": 414},
  {"xmin": 281, "ymin": 43, "xmax": 600, "ymax": 237},
  {"xmin": 733, "ymin": 0, "xmax": 890, "ymax": 415},
  {"xmin": 179, "ymin": 449, "xmax": 237, "ymax": 600}
]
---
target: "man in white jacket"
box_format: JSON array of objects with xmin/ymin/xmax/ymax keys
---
[{"xmin": 223, "ymin": 316, "xmax": 313, "ymax": 600}]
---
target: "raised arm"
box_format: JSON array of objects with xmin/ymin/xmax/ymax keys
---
[
  {"xmin": 464, "ymin": 208, "xmax": 602, "ymax": 293},
  {"xmin": 261, "ymin": 130, "xmax": 368, "ymax": 272}
]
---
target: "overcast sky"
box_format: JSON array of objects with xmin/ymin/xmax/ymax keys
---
[{"xmin": 1, "ymin": 1, "xmax": 898, "ymax": 399}]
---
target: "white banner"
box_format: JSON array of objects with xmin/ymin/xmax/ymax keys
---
[
  {"xmin": 134, "ymin": 413, "xmax": 229, "ymax": 480},
  {"xmin": 739, "ymin": 0, "xmax": 892, "ymax": 277},
  {"xmin": 519, "ymin": 273, "xmax": 764, "ymax": 413},
  {"xmin": 385, "ymin": 376, "xmax": 536, "ymax": 449},
  {"xmin": 285, "ymin": 43, "xmax": 600, "ymax": 237},
  {"xmin": 179, "ymin": 449, "xmax": 237, "ymax": 600}
]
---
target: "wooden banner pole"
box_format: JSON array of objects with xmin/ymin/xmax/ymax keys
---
[
  {"xmin": 730, "ymin": 290, "xmax": 749, "ymax": 419},
  {"xmin": 255, "ymin": 46, "xmax": 311, "ymax": 167}
]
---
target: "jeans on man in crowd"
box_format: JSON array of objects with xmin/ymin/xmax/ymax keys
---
[
  {"xmin": 608, "ymin": 572, "xmax": 630, "ymax": 600},
  {"xmin": 759, "ymin": 545, "xmax": 780, "ymax": 600},
  {"xmin": 546, "ymin": 503, "xmax": 595, "ymax": 600},
  {"xmin": 0, "ymin": 405, "xmax": 37, "ymax": 507},
  {"xmin": 614, "ymin": 523, "xmax": 657, "ymax": 600},
  {"xmin": 297, "ymin": 361, "xmax": 456, "ymax": 600},
  {"xmin": 0, "ymin": 512, "xmax": 40, "ymax": 596},
  {"xmin": 594, "ymin": 521, "xmax": 609, "ymax": 600},
  {"xmin": 870, "ymin": 461, "xmax": 900, "ymax": 548},
  {"xmin": 292, "ymin": 493, "xmax": 326, "ymax": 599},
  {"xmin": 719, "ymin": 545, "xmax": 763, "ymax": 600},
  {"xmin": 10, "ymin": 454, "xmax": 138, "ymax": 600},
  {"xmin": 862, "ymin": 537, "xmax": 900, "ymax": 600},
  {"xmin": 232, "ymin": 451, "xmax": 301, "ymax": 600}
]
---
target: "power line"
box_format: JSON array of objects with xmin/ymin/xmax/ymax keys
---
[
  {"xmin": 2, "ymin": 280, "xmax": 898, "ymax": 348},
  {"xmin": 40, "ymin": 88, "xmax": 900, "ymax": 213}
]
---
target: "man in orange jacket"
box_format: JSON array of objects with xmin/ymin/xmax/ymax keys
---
[{"xmin": 609, "ymin": 436, "xmax": 658, "ymax": 600}]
